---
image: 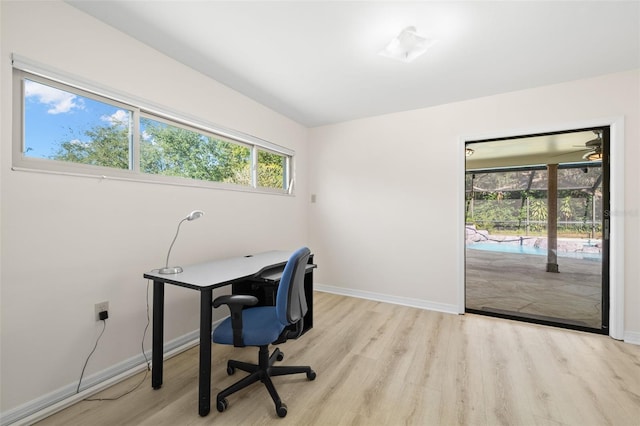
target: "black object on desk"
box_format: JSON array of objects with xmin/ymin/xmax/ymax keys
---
[{"xmin": 143, "ymin": 251, "xmax": 315, "ymax": 417}]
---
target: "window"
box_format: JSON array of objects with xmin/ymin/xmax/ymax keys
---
[
  {"xmin": 257, "ymin": 149, "xmax": 289, "ymax": 189},
  {"xmin": 13, "ymin": 67, "xmax": 293, "ymax": 194},
  {"xmin": 140, "ymin": 116, "xmax": 251, "ymax": 185},
  {"xmin": 23, "ymin": 78, "xmax": 133, "ymax": 170}
]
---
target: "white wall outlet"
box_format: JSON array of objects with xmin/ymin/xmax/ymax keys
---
[{"xmin": 94, "ymin": 301, "xmax": 109, "ymax": 321}]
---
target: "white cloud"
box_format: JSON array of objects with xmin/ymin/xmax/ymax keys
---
[
  {"xmin": 69, "ymin": 139, "xmax": 90, "ymax": 148},
  {"xmin": 24, "ymin": 80, "xmax": 84, "ymax": 114},
  {"xmin": 141, "ymin": 130, "xmax": 155, "ymax": 143},
  {"xmin": 101, "ymin": 109, "xmax": 130, "ymax": 126}
]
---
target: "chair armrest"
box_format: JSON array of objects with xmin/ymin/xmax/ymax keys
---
[
  {"xmin": 212, "ymin": 294, "xmax": 258, "ymax": 347},
  {"xmin": 213, "ymin": 294, "xmax": 258, "ymax": 309}
]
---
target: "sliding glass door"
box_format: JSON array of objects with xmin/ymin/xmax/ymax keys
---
[{"xmin": 464, "ymin": 128, "xmax": 609, "ymax": 333}]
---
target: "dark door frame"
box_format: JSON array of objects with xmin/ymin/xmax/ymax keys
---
[{"xmin": 464, "ymin": 127, "xmax": 609, "ymax": 333}]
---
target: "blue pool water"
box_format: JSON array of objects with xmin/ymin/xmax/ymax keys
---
[{"xmin": 467, "ymin": 242, "xmax": 601, "ymax": 261}]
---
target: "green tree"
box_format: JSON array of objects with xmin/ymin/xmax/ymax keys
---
[
  {"xmin": 52, "ymin": 123, "xmax": 129, "ymax": 169},
  {"xmin": 52, "ymin": 118, "xmax": 285, "ymax": 189},
  {"xmin": 560, "ymin": 196, "xmax": 573, "ymax": 221},
  {"xmin": 471, "ymin": 192, "xmax": 519, "ymax": 231},
  {"xmin": 529, "ymin": 199, "xmax": 548, "ymax": 232},
  {"xmin": 140, "ymin": 118, "xmax": 250, "ymax": 184},
  {"xmin": 257, "ymin": 151, "xmax": 285, "ymax": 189}
]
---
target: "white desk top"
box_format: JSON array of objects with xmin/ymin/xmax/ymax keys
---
[{"xmin": 144, "ymin": 250, "xmax": 293, "ymax": 290}]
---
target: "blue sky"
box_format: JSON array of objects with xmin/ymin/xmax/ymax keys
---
[{"xmin": 24, "ymin": 79, "xmax": 130, "ymax": 159}]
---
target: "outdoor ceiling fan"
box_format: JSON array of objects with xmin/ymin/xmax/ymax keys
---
[
  {"xmin": 578, "ymin": 130, "xmax": 603, "ymax": 161},
  {"xmin": 550, "ymin": 130, "xmax": 603, "ymax": 162}
]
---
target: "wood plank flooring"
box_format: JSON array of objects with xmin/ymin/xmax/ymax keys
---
[{"xmin": 36, "ymin": 292, "xmax": 640, "ymax": 425}]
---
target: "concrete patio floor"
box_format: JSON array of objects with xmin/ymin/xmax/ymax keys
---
[{"xmin": 465, "ymin": 248, "xmax": 603, "ymax": 329}]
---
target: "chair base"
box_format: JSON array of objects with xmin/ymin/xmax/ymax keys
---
[{"xmin": 216, "ymin": 345, "xmax": 316, "ymax": 418}]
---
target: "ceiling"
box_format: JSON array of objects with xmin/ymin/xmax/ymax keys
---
[
  {"xmin": 465, "ymin": 129, "xmax": 603, "ymax": 170},
  {"xmin": 67, "ymin": 1, "xmax": 639, "ymax": 129}
]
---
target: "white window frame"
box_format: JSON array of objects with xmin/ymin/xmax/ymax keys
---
[{"xmin": 11, "ymin": 55, "xmax": 294, "ymax": 195}]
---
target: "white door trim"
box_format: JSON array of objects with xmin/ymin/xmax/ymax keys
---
[{"xmin": 458, "ymin": 117, "xmax": 625, "ymax": 339}]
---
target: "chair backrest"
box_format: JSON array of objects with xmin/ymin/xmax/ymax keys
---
[{"xmin": 275, "ymin": 247, "xmax": 311, "ymax": 327}]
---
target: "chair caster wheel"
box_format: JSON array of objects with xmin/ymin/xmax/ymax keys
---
[
  {"xmin": 276, "ymin": 402, "xmax": 287, "ymax": 418},
  {"xmin": 307, "ymin": 370, "xmax": 317, "ymax": 380},
  {"xmin": 276, "ymin": 351, "xmax": 284, "ymax": 362},
  {"xmin": 217, "ymin": 398, "xmax": 229, "ymax": 413},
  {"xmin": 227, "ymin": 365, "xmax": 235, "ymax": 375}
]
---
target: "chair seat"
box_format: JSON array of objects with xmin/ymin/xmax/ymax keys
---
[{"xmin": 213, "ymin": 306, "xmax": 285, "ymax": 347}]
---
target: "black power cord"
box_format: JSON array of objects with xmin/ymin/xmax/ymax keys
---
[
  {"xmin": 76, "ymin": 319, "xmax": 107, "ymax": 394},
  {"xmin": 77, "ymin": 281, "xmax": 152, "ymax": 401}
]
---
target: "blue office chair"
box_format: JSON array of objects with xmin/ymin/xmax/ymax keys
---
[{"xmin": 212, "ymin": 247, "xmax": 316, "ymax": 418}]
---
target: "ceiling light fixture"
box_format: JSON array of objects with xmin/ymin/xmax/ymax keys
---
[
  {"xmin": 465, "ymin": 148, "xmax": 475, "ymax": 157},
  {"xmin": 379, "ymin": 26, "xmax": 437, "ymax": 63},
  {"xmin": 584, "ymin": 151, "xmax": 603, "ymax": 161}
]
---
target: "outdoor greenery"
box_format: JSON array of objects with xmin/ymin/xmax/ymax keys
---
[
  {"xmin": 51, "ymin": 117, "xmax": 286, "ymax": 189},
  {"xmin": 465, "ymin": 168, "xmax": 603, "ymax": 238},
  {"xmin": 140, "ymin": 117, "xmax": 252, "ymax": 185},
  {"xmin": 53, "ymin": 123, "xmax": 131, "ymax": 170},
  {"xmin": 257, "ymin": 151, "xmax": 286, "ymax": 189}
]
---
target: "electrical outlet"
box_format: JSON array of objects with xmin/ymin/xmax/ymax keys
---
[{"xmin": 94, "ymin": 301, "xmax": 109, "ymax": 321}]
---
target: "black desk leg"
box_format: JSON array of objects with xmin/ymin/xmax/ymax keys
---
[
  {"xmin": 198, "ymin": 288, "xmax": 213, "ymax": 416},
  {"xmin": 152, "ymin": 280, "xmax": 164, "ymax": 389}
]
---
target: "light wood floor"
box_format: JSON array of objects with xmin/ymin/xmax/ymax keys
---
[{"xmin": 37, "ymin": 292, "xmax": 640, "ymax": 425}]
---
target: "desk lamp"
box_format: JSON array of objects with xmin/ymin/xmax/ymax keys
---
[{"xmin": 159, "ymin": 210, "xmax": 204, "ymax": 274}]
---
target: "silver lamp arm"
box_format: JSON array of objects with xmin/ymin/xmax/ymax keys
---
[
  {"xmin": 158, "ymin": 210, "xmax": 204, "ymax": 274},
  {"xmin": 164, "ymin": 217, "xmax": 187, "ymax": 271}
]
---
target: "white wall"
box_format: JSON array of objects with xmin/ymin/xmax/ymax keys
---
[
  {"xmin": 0, "ymin": 1, "xmax": 309, "ymax": 416},
  {"xmin": 309, "ymin": 70, "xmax": 640, "ymax": 337},
  {"xmin": 2, "ymin": 0, "xmax": 639, "ymax": 421}
]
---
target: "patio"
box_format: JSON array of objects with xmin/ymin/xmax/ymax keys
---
[{"xmin": 465, "ymin": 247, "xmax": 602, "ymax": 329}]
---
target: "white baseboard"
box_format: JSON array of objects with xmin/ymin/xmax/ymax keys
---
[
  {"xmin": 314, "ymin": 283, "xmax": 459, "ymax": 315},
  {"xmin": 624, "ymin": 330, "xmax": 640, "ymax": 345},
  {"xmin": 315, "ymin": 285, "xmax": 640, "ymax": 347},
  {"xmin": 1, "ymin": 320, "xmax": 223, "ymax": 426}
]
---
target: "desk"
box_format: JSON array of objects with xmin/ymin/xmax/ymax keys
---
[{"xmin": 143, "ymin": 250, "xmax": 314, "ymax": 417}]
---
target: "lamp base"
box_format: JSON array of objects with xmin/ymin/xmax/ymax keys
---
[{"xmin": 158, "ymin": 266, "xmax": 183, "ymax": 274}]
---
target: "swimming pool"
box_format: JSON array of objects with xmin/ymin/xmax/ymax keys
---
[{"xmin": 466, "ymin": 242, "xmax": 602, "ymax": 260}]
